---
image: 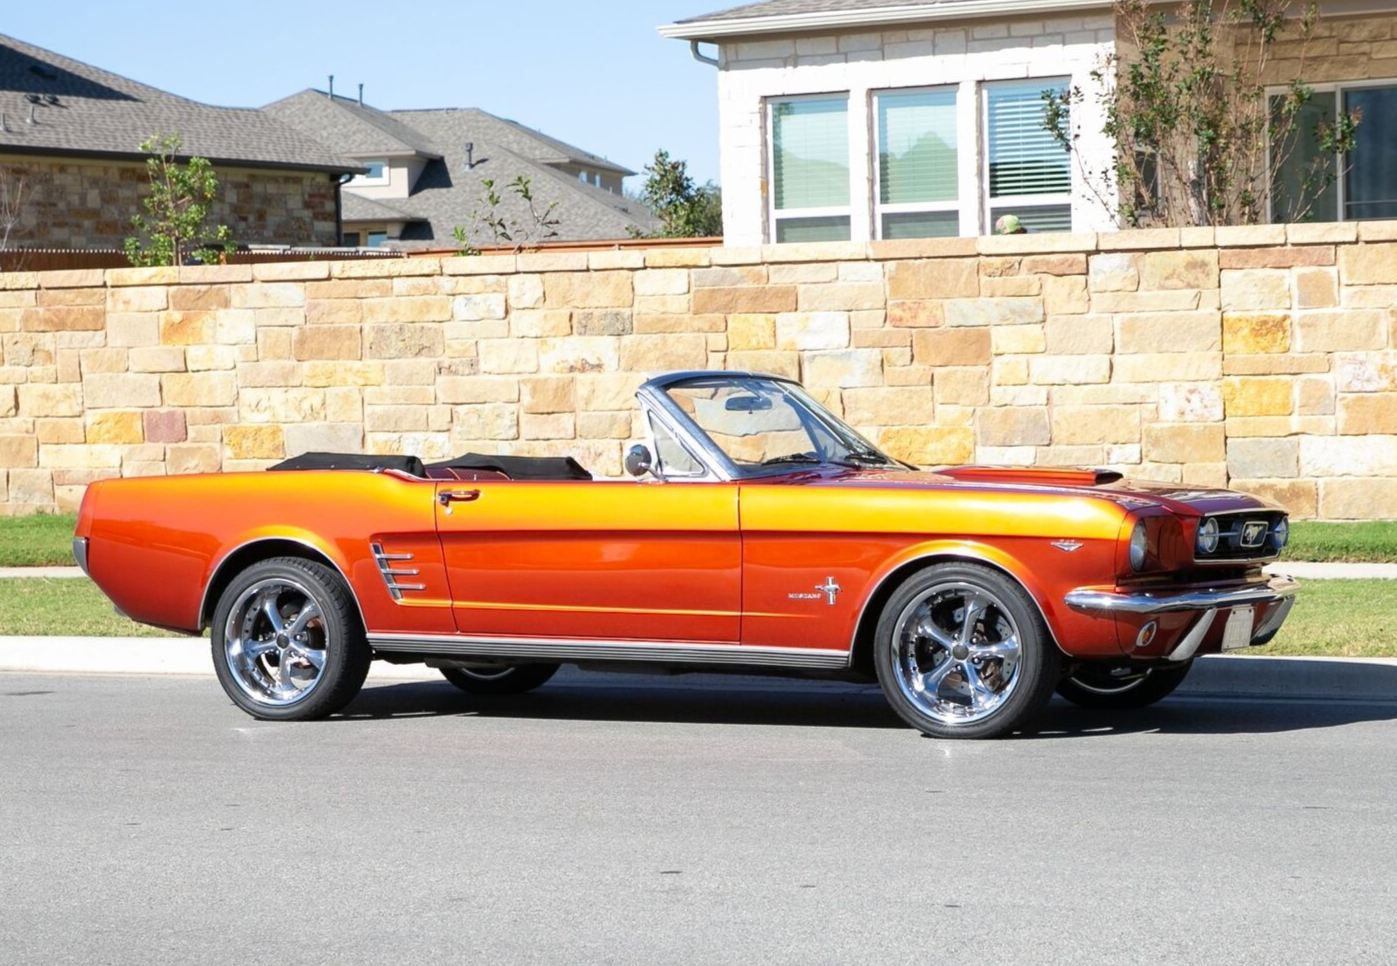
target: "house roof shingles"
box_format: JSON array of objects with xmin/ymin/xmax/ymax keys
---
[
  {"xmin": 676, "ymin": 0, "xmax": 947, "ymax": 23},
  {"xmin": 265, "ymin": 91, "xmax": 654, "ymax": 246},
  {"xmin": 0, "ymin": 33, "xmax": 359, "ymax": 173}
]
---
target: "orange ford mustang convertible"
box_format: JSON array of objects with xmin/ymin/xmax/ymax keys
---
[{"xmin": 75, "ymin": 371, "xmax": 1297, "ymax": 739}]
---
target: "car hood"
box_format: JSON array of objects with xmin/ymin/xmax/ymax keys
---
[{"xmin": 775, "ymin": 465, "xmax": 1281, "ymax": 517}]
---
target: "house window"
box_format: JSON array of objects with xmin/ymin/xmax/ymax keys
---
[
  {"xmin": 353, "ymin": 160, "xmax": 388, "ymax": 185},
  {"xmin": 1271, "ymin": 81, "xmax": 1397, "ymax": 222},
  {"xmin": 366, "ymin": 230, "xmax": 388, "ymax": 247},
  {"xmin": 874, "ymin": 87, "xmax": 958, "ymax": 239},
  {"xmin": 984, "ymin": 79, "xmax": 1072, "ymax": 233},
  {"xmin": 769, "ymin": 95, "xmax": 851, "ymax": 243},
  {"xmin": 341, "ymin": 231, "xmax": 362, "ymax": 247}
]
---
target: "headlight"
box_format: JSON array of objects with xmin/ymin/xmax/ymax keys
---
[
  {"xmin": 1196, "ymin": 517, "xmax": 1220, "ymax": 555},
  {"xmin": 1129, "ymin": 521, "xmax": 1149, "ymax": 571},
  {"xmin": 1273, "ymin": 518, "xmax": 1289, "ymax": 551}
]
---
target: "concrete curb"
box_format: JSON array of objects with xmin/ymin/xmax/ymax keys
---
[
  {"xmin": 2, "ymin": 636, "xmax": 1394, "ymax": 702},
  {"xmin": 3, "ymin": 561, "xmax": 1395, "ymax": 581}
]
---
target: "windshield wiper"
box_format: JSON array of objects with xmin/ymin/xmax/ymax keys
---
[
  {"xmin": 760, "ymin": 453, "xmax": 823, "ymax": 466},
  {"xmin": 842, "ymin": 451, "xmax": 896, "ymax": 466}
]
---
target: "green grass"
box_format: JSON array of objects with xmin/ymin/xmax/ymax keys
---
[
  {"xmin": 0, "ymin": 576, "xmax": 1392, "ymax": 658},
  {"xmin": 1285, "ymin": 521, "xmax": 1397, "ymax": 564},
  {"xmin": 0, "ymin": 578, "xmax": 182, "ymax": 637},
  {"xmin": 0, "ymin": 512, "xmax": 78, "ymax": 567}
]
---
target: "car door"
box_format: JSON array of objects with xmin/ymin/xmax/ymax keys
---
[{"xmin": 435, "ymin": 477, "xmax": 740, "ymax": 643}]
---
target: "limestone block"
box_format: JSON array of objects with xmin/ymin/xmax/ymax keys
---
[
  {"xmin": 728, "ymin": 314, "xmax": 775, "ymax": 351},
  {"xmin": 442, "ymin": 254, "xmax": 516, "ymax": 276},
  {"xmin": 1158, "ymin": 382, "xmax": 1224, "ymax": 422},
  {"xmin": 79, "ymin": 348, "xmax": 127, "ymax": 374},
  {"xmin": 1042, "ymin": 275, "xmax": 1088, "ymax": 315},
  {"xmin": 976, "ymin": 408, "xmax": 1051, "ymax": 446},
  {"xmin": 82, "ymin": 373, "xmax": 160, "ymax": 409},
  {"xmin": 1143, "ymin": 423, "xmax": 1226, "ymax": 462},
  {"xmin": 364, "ymin": 324, "xmax": 444, "ymax": 359},
  {"xmin": 887, "ymin": 301, "xmax": 943, "ymax": 328},
  {"xmin": 159, "ymin": 311, "xmax": 214, "ymax": 346},
  {"xmin": 143, "ymin": 410, "xmax": 186, "ymax": 443},
  {"xmin": 1044, "ymin": 315, "xmax": 1111, "ymax": 354},
  {"xmin": 107, "ymin": 286, "xmax": 167, "ymax": 313},
  {"xmin": 1222, "ymin": 377, "xmax": 1292, "ymax": 417},
  {"xmin": 0, "ymin": 385, "xmax": 15, "ymax": 418},
  {"xmin": 1091, "ymin": 290, "xmax": 1203, "ymax": 313},
  {"xmin": 913, "ymin": 328, "xmax": 991, "ymax": 366},
  {"xmin": 35, "ymin": 419, "xmax": 84, "ymax": 444},
  {"xmin": 1052, "ymin": 405, "xmax": 1140, "ymax": 444},
  {"xmin": 577, "ymin": 411, "xmax": 632, "ymax": 439},
  {"xmin": 162, "ymin": 373, "xmax": 235, "ymax": 408},
  {"xmin": 522, "ymin": 377, "xmax": 576, "ymax": 414},
  {"xmin": 0, "ymin": 434, "xmax": 39, "ymax": 467},
  {"xmin": 724, "ymin": 350, "xmax": 801, "ymax": 380},
  {"xmin": 1222, "ymin": 314, "xmax": 1290, "ymax": 354},
  {"xmin": 842, "ymin": 386, "xmax": 935, "ymax": 426},
  {"xmin": 692, "ymin": 266, "xmax": 767, "ymax": 288},
  {"xmin": 302, "ymin": 363, "xmax": 383, "ymax": 388},
  {"xmin": 1220, "ymin": 270, "xmax": 1290, "ymax": 310},
  {"xmin": 294, "ymin": 326, "xmax": 361, "ymax": 361},
  {"xmin": 1117, "ymin": 312, "xmax": 1221, "ymax": 354},
  {"xmin": 619, "ymin": 334, "xmax": 708, "ymax": 372},
  {"xmin": 521, "ymin": 412, "xmax": 576, "ymax": 440},
  {"xmin": 239, "ymin": 388, "xmax": 326, "ymax": 424},
  {"xmin": 538, "ymin": 336, "xmax": 621, "ymax": 374},
  {"xmin": 169, "ymin": 285, "xmax": 232, "ymax": 312},
  {"xmin": 216, "ymin": 310, "xmax": 258, "ymax": 345},
  {"xmin": 1320, "ymin": 478, "xmax": 1397, "ymax": 519},
  {"xmin": 40, "ymin": 443, "xmax": 122, "ymax": 469},
  {"xmin": 944, "ymin": 297, "xmax": 1043, "ymax": 326},
  {"xmin": 1335, "ymin": 352, "xmax": 1397, "ymax": 392},
  {"xmin": 1301, "ymin": 435, "xmax": 1397, "ymax": 476},
  {"xmin": 479, "ymin": 339, "xmax": 540, "ymax": 374},
  {"xmin": 803, "ymin": 349, "xmax": 883, "ymax": 388},
  {"xmin": 1227, "ymin": 437, "xmax": 1298, "ymax": 478},
  {"xmin": 1028, "ymin": 355, "xmax": 1111, "ymax": 385},
  {"xmin": 1294, "ymin": 311, "xmax": 1386, "ymax": 351},
  {"xmin": 1338, "ymin": 394, "xmax": 1397, "ymax": 434},
  {"xmin": 360, "ymin": 296, "xmax": 451, "ymax": 323},
  {"xmin": 878, "ymin": 426, "xmax": 973, "ymax": 465},
  {"xmin": 575, "ymin": 373, "xmax": 645, "ymax": 412},
  {"xmin": 633, "ymin": 270, "xmax": 689, "ymax": 297},
  {"xmin": 634, "ymin": 313, "xmax": 724, "ymax": 334},
  {"xmin": 991, "ymin": 325, "xmax": 1046, "ymax": 355},
  {"xmin": 306, "ymin": 280, "xmax": 391, "ymax": 300},
  {"xmin": 1338, "ymin": 242, "xmax": 1397, "ymax": 284},
  {"xmin": 1215, "ymin": 225, "xmax": 1287, "ymax": 247},
  {"xmin": 1138, "ymin": 249, "xmax": 1219, "ymax": 290},
  {"xmin": 230, "ymin": 283, "xmax": 305, "ymax": 309},
  {"xmin": 573, "ymin": 309, "xmax": 633, "ymax": 337},
  {"xmin": 1022, "ymin": 253, "xmax": 1087, "ymax": 276},
  {"xmin": 1088, "ymin": 253, "xmax": 1139, "ymax": 292},
  {"xmin": 454, "ymin": 294, "xmax": 507, "ymax": 321},
  {"xmin": 224, "ymin": 425, "xmax": 285, "ymax": 460},
  {"xmin": 186, "ymin": 346, "xmax": 237, "ymax": 372},
  {"xmin": 453, "ymin": 404, "xmax": 519, "ymax": 440},
  {"xmin": 543, "ymin": 271, "xmax": 634, "ymax": 309},
  {"xmin": 935, "ymin": 368, "xmax": 990, "ymax": 406},
  {"xmin": 690, "ymin": 285, "xmax": 795, "ymax": 315},
  {"xmin": 775, "ymin": 312, "xmax": 850, "ymax": 350},
  {"xmin": 797, "ymin": 283, "xmax": 884, "ymax": 312},
  {"xmin": 1296, "ymin": 377, "xmax": 1335, "ymax": 416},
  {"xmin": 365, "ymin": 406, "xmax": 428, "ymax": 433},
  {"xmin": 306, "ymin": 299, "xmax": 362, "ymax": 325},
  {"xmin": 1114, "ymin": 353, "xmax": 1221, "ymax": 383},
  {"xmin": 237, "ymin": 361, "xmax": 300, "ymax": 388},
  {"xmin": 983, "ymin": 276, "xmax": 1041, "ymax": 297},
  {"xmin": 20, "ymin": 306, "xmax": 105, "ymax": 332}
]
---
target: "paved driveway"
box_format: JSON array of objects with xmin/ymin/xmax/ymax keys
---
[{"xmin": 2, "ymin": 669, "xmax": 1394, "ymax": 965}]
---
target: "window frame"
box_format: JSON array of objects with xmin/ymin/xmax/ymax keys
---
[
  {"xmin": 980, "ymin": 77, "xmax": 1074, "ymax": 232},
  {"xmin": 1265, "ymin": 77, "xmax": 1397, "ymax": 224},
  {"xmin": 871, "ymin": 84, "xmax": 961, "ymax": 241},
  {"xmin": 352, "ymin": 159, "xmax": 389, "ymax": 186},
  {"xmin": 765, "ymin": 92, "xmax": 854, "ymax": 244}
]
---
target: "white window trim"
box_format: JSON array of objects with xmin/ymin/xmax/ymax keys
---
[
  {"xmin": 765, "ymin": 92, "xmax": 854, "ymax": 243},
  {"xmin": 1265, "ymin": 77, "xmax": 1397, "ymax": 223},
  {"xmin": 870, "ymin": 85, "xmax": 961, "ymax": 241},
  {"xmin": 981, "ymin": 77, "xmax": 1074, "ymax": 231},
  {"xmin": 353, "ymin": 159, "xmax": 390, "ymax": 186}
]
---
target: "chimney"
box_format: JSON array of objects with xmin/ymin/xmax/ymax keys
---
[
  {"xmin": 328, "ymin": 75, "xmax": 335, "ymax": 99},
  {"xmin": 27, "ymin": 104, "xmax": 36, "ymax": 125},
  {"xmin": 465, "ymin": 142, "xmax": 474, "ymax": 168},
  {"xmin": 358, "ymin": 83, "xmax": 364, "ymax": 107}
]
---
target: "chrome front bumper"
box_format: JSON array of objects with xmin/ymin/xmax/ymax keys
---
[
  {"xmin": 72, "ymin": 537, "xmax": 90, "ymax": 577},
  {"xmin": 1065, "ymin": 575, "xmax": 1299, "ymax": 662}
]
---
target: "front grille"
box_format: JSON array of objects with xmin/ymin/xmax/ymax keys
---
[{"xmin": 1195, "ymin": 511, "xmax": 1287, "ymax": 562}]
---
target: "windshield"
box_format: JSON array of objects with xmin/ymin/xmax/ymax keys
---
[{"xmin": 661, "ymin": 376, "xmax": 901, "ymax": 477}]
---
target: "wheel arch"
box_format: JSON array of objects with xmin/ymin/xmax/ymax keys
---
[
  {"xmin": 199, "ymin": 535, "xmax": 366, "ymax": 632},
  {"xmin": 848, "ymin": 546, "xmax": 1064, "ymax": 678}
]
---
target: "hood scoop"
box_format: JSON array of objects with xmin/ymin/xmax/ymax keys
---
[{"xmin": 937, "ymin": 466, "xmax": 1124, "ymax": 487}]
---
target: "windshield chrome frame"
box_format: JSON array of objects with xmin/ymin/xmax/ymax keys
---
[{"xmin": 635, "ymin": 371, "xmax": 896, "ymax": 482}]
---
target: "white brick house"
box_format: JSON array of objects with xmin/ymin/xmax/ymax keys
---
[{"xmin": 660, "ymin": 0, "xmax": 1397, "ymax": 246}]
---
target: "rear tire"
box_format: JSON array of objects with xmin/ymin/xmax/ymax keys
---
[
  {"xmin": 211, "ymin": 557, "xmax": 370, "ymax": 721},
  {"xmin": 1056, "ymin": 662, "xmax": 1193, "ymax": 709},
  {"xmin": 440, "ymin": 663, "xmax": 560, "ymax": 695},
  {"xmin": 873, "ymin": 563, "xmax": 1060, "ymax": 740}
]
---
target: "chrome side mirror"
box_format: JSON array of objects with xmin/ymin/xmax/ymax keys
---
[{"xmin": 625, "ymin": 444, "xmax": 654, "ymax": 479}]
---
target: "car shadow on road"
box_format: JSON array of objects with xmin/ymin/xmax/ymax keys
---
[{"xmin": 336, "ymin": 676, "xmax": 1397, "ymax": 737}]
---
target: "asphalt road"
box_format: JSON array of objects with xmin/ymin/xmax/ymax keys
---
[{"xmin": 2, "ymin": 669, "xmax": 1395, "ymax": 966}]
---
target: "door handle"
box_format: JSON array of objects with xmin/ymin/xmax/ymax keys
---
[{"xmin": 438, "ymin": 489, "xmax": 481, "ymax": 506}]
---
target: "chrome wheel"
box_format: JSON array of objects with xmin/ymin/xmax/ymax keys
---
[
  {"xmin": 1068, "ymin": 667, "xmax": 1151, "ymax": 695},
  {"xmin": 223, "ymin": 577, "xmax": 328, "ymax": 708},
  {"xmin": 890, "ymin": 581, "xmax": 1023, "ymax": 726}
]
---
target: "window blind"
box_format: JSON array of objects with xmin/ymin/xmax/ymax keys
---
[
  {"xmin": 772, "ymin": 98, "xmax": 850, "ymax": 210},
  {"xmin": 1345, "ymin": 85, "xmax": 1397, "ymax": 221},
  {"xmin": 987, "ymin": 82, "xmax": 1070, "ymax": 198},
  {"xmin": 878, "ymin": 90, "xmax": 957, "ymax": 204}
]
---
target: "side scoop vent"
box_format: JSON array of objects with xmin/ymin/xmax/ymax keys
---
[
  {"xmin": 937, "ymin": 466, "xmax": 1124, "ymax": 487},
  {"xmin": 370, "ymin": 542, "xmax": 425, "ymax": 600}
]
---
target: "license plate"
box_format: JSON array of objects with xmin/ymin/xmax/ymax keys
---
[{"xmin": 1221, "ymin": 606, "xmax": 1255, "ymax": 651}]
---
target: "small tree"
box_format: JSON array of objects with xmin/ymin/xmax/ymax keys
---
[
  {"xmin": 124, "ymin": 134, "xmax": 234, "ymax": 266},
  {"xmin": 1043, "ymin": 0, "xmax": 1359, "ymax": 227},
  {"xmin": 632, "ymin": 150, "xmax": 722, "ymax": 238},
  {"xmin": 0, "ymin": 167, "xmax": 26, "ymax": 253},
  {"xmin": 453, "ymin": 175, "xmax": 561, "ymax": 256}
]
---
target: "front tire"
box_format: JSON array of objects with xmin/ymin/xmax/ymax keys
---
[
  {"xmin": 873, "ymin": 563, "xmax": 1060, "ymax": 739},
  {"xmin": 1056, "ymin": 662, "xmax": 1193, "ymax": 709},
  {"xmin": 440, "ymin": 663, "xmax": 560, "ymax": 695},
  {"xmin": 211, "ymin": 557, "xmax": 370, "ymax": 721}
]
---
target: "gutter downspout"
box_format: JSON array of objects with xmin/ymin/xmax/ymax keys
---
[
  {"xmin": 334, "ymin": 172, "xmax": 353, "ymax": 246},
  {"xmin": 688, "ymin": 40, "xmax": 719, "ymax": 67}
]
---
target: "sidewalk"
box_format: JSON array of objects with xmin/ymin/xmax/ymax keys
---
[
  {"xmin": 6, "ymin": 560, "xmax": 1397, "ymax": 581},
  {"xmin": 2, "ymin": 636, "xmax": 1395, "ymax": 702}
]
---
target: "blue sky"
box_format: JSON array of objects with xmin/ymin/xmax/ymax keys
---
[{"xmin": 5, "ymin": 2, "xmax": 722, "ymax": 186}]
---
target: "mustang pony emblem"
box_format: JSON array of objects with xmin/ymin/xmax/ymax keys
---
[
  {"xmin": 790, "ymin": 577, "xmax": 841, "ymax": 605},
  {"xmin": 1240, "ymin": 521, "xmax": 1268, "ymax": 548}
]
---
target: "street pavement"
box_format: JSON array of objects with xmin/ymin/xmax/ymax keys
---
[{"xmin": 2, "ymin": 669, "xmax": 1394, "ymax": 966}]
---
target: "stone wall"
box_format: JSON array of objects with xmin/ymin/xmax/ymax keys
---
[
  {"xmin": 0, "ymin": 155, "xmax": 341, "ymax": 249},
  {"xmin": 1, "ymin": 223, "xmax": 1396, "ymax": 518}
]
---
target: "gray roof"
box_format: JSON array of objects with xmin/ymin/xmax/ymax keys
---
[
  {"xmin": 676, "ymin": 0, "xmax": 944, "ymax": 21},
  {"xmin": 267, "ymin": 92, "xmax": 655, "ymax": 245},
  {"xmin": 662, "ymin": 0, "xmax": 1088, "ymax": 37},
  {"xmin": 0, "ymin": 33, "xmax": 359, "ymax": 173}
]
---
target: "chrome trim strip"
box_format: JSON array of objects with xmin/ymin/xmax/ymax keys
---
[
  {"xmin": 1064, "ymin": 575, "xmax": 1299, "ymax": 615},
  {"xmin": 1167, "ymin": 608, "xmax": 1218, "ymax": 663},
  {"xmin": 368, "ymin": 633, "xmax": 852, "ymax": 669},
  {"xmin": 370, "ymin": 542, "xmax": 425, "ymax": 600},
  {"xmin": 72, "ymin": 537, "xmax": 89, "ymax": 577},
  {"xmin": 1252, "ymin": 594, "xmax": 1295, "ymax": 641},
  {"xmin": 197, "ymin": 536, "xmax": 368, "ymax": 632}
]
